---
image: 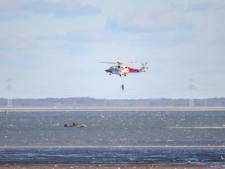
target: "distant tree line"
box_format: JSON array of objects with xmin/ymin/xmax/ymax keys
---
[{"xmin": 0, "ymin": 97, "xmax": 225, "ymax": 107}]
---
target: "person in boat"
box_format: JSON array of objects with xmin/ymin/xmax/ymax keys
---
[
  {"xmin": 64, "ymin": 123, "xmax": 73, "ymax": 127},
  {"xmin": 75, "ymin": 121, "xmax": 81, "ymax": 128},
  {"xmin": 64, "ymin": 121, "xmax": 87, "ymax": 128},
  {"xmin": 75, "ymin": 121, "xmax": 87, "ymax": 128}
]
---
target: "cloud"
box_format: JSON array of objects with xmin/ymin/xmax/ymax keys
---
[
  {"xmin": 185, "ymin": 0, "xmax": 225, "ymax": 12},
  {"xmin": 0, "ymin": 0, "xmax": 101, "ymax": 21},
  {"xmin": 0, "ymin": 30, "xmax": 95, "ymax": 56},
  {"xmin": 104, "ymin": 1, "xmax": 225, "ymax": 34},
  {"xmin": 186, "ymin": 2, "xmax": 212, "ymax": 12},
  {"xmin": 135, "ymin": 31, "xmax": 196, "ymax": 47},
  {"xmin": 0, "ymin": 1, "xmax": 21, "ymax": 12},
  {"xmin": 0, "ymin": 1, "xmax": 28, "ymax": 21},
  {"xmin": 0, "ymin": 33, "xmax": 35, "ymax": 50},
  {"xmin": 212, "ymin": 36, "xmax": 225, "ymax": 46},
  {"xmin": 23, "ymin": 0, "xmax": 101, "ymax": 17},
  {"xmin": 105, "ymin": 12, "xmax": 192, "ymax": 34},
  {"xmin": 37, "ymin": 32, "xmax": 94, "ymax": 43}
]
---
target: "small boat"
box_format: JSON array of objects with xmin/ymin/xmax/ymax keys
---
[
  {"xmin": 77, "ymin": 124, "xmax": 87, "ymax": 128},
  {"xmin": 64, "ymin": 122, "xmax": 87, "ymax": 128}
]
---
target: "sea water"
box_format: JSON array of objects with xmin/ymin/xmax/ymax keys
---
[{"xmin": 0, "ymin": 110, "xmax": 225, "ymax": 165}]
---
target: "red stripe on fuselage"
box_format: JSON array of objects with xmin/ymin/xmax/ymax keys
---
[{"xmin": 128, "ymin": 67, "xmax": 140, "ymax": 73}]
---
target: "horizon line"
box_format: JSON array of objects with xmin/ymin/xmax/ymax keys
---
[{"xmin": 1, "ymin": 97, "xmax": 225, "ymax": 100}]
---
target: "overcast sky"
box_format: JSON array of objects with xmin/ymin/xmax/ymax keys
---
[{"xmin": 0, "ymin": 0, "xmax": 225, "ymax": 99}]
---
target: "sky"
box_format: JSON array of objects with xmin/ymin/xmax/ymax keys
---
[{"xmin": 0, "ymin": 0, "xmax": 225, "ymax": 99}]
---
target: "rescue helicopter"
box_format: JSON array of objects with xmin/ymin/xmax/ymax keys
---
[{"xmin": 101, "ymin": 61, "xmax": 148, "ymax": 77}]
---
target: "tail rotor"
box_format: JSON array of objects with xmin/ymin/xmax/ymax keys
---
[{"xmin": 141, "ymin": 62, "xmax": 149, "ymax": 72}]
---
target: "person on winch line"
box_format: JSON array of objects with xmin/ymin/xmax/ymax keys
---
[{"xmin": 121, "ymin": 84, "xmax": 124, "ymax": 91}]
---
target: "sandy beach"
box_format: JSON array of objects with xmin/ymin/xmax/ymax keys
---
[{"xmin": 0, "ymin": 164, "xmax": 222, "ymax": 169}]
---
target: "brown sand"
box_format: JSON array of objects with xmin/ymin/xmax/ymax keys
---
[{"xmin": 0, "ymin": 164, "xmax": 223, "ymax": 169}]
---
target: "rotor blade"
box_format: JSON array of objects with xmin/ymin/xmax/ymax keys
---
[
  {"xmin": 99, "ymin": 62, "xmax": 117, "ymax": 64},
  {"xmin": 127, "ymin": 61, "xmax": 137, "ymax": 64},
  {"xmin": 116, "ymin": 61, "xmax": 124, "ymax": 65},
  {"xmin": 99, "ymin": 61, "xmax": 125, "ymax": 65}
]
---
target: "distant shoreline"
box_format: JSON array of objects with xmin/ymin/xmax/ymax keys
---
[{"xmin": 1, "ymin": 106, "xmax": 225, "ymax": 112}]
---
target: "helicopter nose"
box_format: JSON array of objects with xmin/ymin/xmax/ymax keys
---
[{"xmin": 105, "ymin": 69, "xmax": 111, "ymax": 73}]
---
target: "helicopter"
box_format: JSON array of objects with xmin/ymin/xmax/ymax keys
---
[{"xmin": 101, "ymin": 61, "xmax": 148, "ymax": 77}]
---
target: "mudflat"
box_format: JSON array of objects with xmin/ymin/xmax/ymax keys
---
[{"xmin": 0, "ymin": 164, "xmax": 221, "ymax": 169}]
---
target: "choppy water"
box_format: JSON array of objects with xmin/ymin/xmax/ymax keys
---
[
  {"xmin": 1, "ymin": 110, "xmax": 225, "ymax": 166},
  {"xmin": 1, "ymin": 147, "xmax": 225, "ymax": 166}
]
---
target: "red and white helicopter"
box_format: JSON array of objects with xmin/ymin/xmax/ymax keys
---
[{"xmin": 101, "ymin": 61, "xmax": 148, "ymax": 76}]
